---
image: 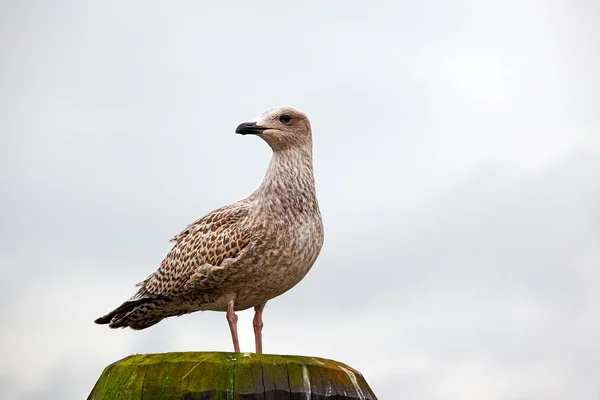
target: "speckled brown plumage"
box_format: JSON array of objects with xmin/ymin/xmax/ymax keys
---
[{"xmin": 95, "ymin": 107, "xmax": 324, "ymax": 353}]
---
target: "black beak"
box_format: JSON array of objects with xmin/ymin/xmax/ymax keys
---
[{"xmin": 235, "ymin": 122, "xmax": 268, "ymax": 135}]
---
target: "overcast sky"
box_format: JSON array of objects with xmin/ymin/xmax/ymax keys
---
[{"xmin": 1, "ymin": 1, "xmax": 599, "ymax": 399}]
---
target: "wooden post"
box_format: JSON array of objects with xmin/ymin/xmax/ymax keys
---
[{"xmin": 88, "ymin": 352, "xmax": 377, "ymax": 399}]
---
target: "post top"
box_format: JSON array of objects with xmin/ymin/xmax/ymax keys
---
[{"xmin": 89, "ymin": 352, "xmax": 377, "ymax": 399}]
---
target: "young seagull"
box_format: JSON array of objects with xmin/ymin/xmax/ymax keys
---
[{"xmin": 95, "ymin": 107, "xmax": 324, "ymax": 354}]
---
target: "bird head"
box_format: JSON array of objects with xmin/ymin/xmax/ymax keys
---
[{"xmin": 235, "ymin": 107, "xmax": 312, "ymax": 151}]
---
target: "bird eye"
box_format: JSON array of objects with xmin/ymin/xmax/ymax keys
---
[{"xmin": 279, "ymin": 114, "xmax": 292, "ymax": 124}]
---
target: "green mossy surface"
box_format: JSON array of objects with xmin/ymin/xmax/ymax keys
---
[{"xmin": 88, "ymin": 352, "xmax": 377, "ymax": 400}]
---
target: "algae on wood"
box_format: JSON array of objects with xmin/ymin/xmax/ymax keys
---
[{"xmin": 88, "ymin": 352, "xmax": 377, "ymax": 399}]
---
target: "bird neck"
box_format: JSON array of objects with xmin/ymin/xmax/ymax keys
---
[{"xmin": 253, "ymin": 146, "xmax": 319, "ymax": 215}]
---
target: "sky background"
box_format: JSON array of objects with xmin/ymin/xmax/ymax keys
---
[{"xmin": 1, "ymin": 1, "xmax": 599, "ymax": 399}]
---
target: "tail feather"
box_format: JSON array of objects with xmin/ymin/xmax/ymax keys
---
[{"xmin": 94, "ymin": 297, "xmax": 170, "ymax": 330}]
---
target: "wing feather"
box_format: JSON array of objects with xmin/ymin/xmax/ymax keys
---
[{"xmin": 134, "ymin": 201, "xmax": 252, "ymax": 298}]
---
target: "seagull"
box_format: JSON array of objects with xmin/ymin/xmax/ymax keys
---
[{"xmin": 95, "ymin": 107, "xmax": 324, "ymax": 354}]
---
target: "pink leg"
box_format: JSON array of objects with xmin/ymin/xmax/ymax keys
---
[
  {"xmin": 226, "ymin": 299, "xmax": 240, "ymax": 353},
  {"xmin": 253, "ymin": 303, "xmax": 266, "ymax": 354}
]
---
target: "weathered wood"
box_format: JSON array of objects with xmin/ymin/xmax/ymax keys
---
[{"xmin": 88, "ymin": 352, "xmax": 377, "ymax": 399}]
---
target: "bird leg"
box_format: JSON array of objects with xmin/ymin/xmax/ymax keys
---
[
  {"xmin": 253, "ymin": 303, "xmax": 266, "ymax": 354},
  {"xmin": 226, "ymin": 299, "xmax": 240, "ymax": 353}
]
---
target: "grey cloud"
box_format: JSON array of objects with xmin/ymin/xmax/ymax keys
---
[{"xmin": 1, "ymin": 1, "xmax": 599, "ymax": 399}]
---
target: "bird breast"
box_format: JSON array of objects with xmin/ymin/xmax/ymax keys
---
[{"xmin": 230, "ymin": 210, "xmax": 322, "ymax": 305}]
